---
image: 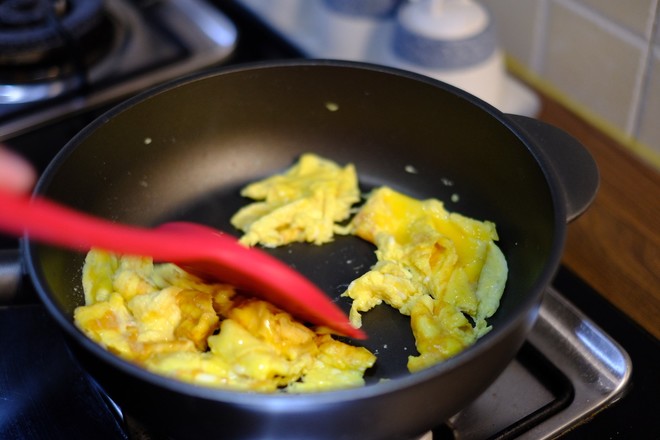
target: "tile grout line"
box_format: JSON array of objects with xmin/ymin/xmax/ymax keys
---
[
  {"xmin": 552, "ymin": 0, "xmax": 653, "ymax": 138},
  {"xmin": 529, "ymin": 0, "xmax": 551, "ymax": 73},
  {"xmin": 628, "ymin": 0, "xmax": 660, "ymax": 140},
  {"xmin": 503, "ymin": 0, "xmax": 660, "ymax": 168},
  {"xmin": 554, "ymin": 0, "xmax": 647, "ymax": 46}
]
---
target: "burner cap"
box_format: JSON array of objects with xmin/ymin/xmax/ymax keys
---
[{"xmin": 0, "ymin": 0, "xmax": 104, "ymax": 64}]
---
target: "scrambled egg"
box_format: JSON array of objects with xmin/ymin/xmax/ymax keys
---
[
  {"xmin": 74, "ymin": 250, "xmax": 375, "ymax": 392},
  {"xmin": 230, "ymin": 155, "xmax": 507, "ymax": 372},
  {"xmin": 343, "ymin": 187, "xmax": 507, "ymax": 372},
  {"xmin": 230, "ymin": 153, "xmax": 359, "ymax": 247},
  {"xmin": 75, "ymin": 153, "xmax": 507, "ymax": 392}
]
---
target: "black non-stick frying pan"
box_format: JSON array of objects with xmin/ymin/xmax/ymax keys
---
[{"xmin": 25, "ymin": 61, "xmax": 598, "ymax": 440}]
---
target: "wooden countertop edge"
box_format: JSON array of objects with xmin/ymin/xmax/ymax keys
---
[{"xmin": 535, "ymin": 92, "xmax": 660, "ymax": 340}]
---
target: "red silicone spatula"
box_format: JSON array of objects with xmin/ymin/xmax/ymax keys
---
[{"xmin": 0, "ymin": 189, "xmax": 365, "ymax": 339}]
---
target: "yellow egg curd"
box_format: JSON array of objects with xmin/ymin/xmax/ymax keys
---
[
  {"xmin": 74, "ymin": 250, "xmax": 375, "ymax": 393},
  {"xmin": 75, "ymin": 153, "xmax": 507, "ymax": 392},
  {"xmin": 230, "ymin": 153, "xmax": 360, "ymax": 247},
  {"xmin": 343, "ymin": 186, "xmax": 507, "ymax": 372}
]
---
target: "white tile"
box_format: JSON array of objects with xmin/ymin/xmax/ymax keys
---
[
  {"xmin": 543, "ymin": 1, "xmax": 646, "ymax": 132},
  {"xmin": 576, "ymin": 0, "xmax": 656, "ymax": 37},
  {"xmin": 478, "ymin": 0, "xmax": 544, "ymax": 67}
]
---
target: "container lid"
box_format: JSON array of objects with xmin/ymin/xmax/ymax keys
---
[{"xmin": 398, "ymin": 0, "xmax": 489, "ymax": 40}]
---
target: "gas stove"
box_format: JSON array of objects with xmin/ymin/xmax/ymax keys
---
[
  {"xmin": 1, "ymin": 2, "xmax": 658, "ymax": 439},
  {"xmin": 0, "ymin": 0, "xmax": 237, "ymax": 139}
]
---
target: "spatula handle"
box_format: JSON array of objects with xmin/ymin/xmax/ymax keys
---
[{"xmin": 0, "ymin": 189, "xmax": 173, "ymax": 257}]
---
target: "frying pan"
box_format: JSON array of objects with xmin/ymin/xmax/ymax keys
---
[{"xmin": 24, "ymin": 60, "xmax": 598, "ymax": 439}]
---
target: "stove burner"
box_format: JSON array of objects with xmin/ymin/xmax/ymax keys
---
[
  {"xmin": 0, "ymin": 0, "xmax": 103, "ymax": 61},
  {"xmin": 0, "ymin": 0, "xmax": 237, "ymax": 138},
  {"xmin": 0, "ymin": 0, "xmax": 114, "ymax": 103}
]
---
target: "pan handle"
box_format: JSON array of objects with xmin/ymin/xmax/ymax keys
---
[{"xmin": 506, "ymin": 114, "xmax": 600, "ymax": 222}]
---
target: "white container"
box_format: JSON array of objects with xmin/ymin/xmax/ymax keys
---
[
  {"xmin": 307, "ymin": 0, "xmax": 403, "ymax": 61},
  {"xmin": 235, "ymin": 0, "xmax": 539, "ymax": 115},
  {"xmin": 383, "ymin": 0, "xmax": 505, "ymax": 107}
]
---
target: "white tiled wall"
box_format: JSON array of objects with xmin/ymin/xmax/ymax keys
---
[{"xmin": 481, "ymin": 0, "xmax": 660, "ymax": 169}]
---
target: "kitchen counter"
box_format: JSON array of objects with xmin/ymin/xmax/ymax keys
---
[{"xmin": 537, "ymin": 92, "xmax": 660, "ymax": 340}]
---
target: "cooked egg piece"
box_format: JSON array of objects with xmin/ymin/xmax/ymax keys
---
[
  {"xmin": 230, "ymin": 153, "xmax": 360, "ymax": 247},
  {"xmin": 343, "ymin": 186, "xmax": 507, "ymax": 371},
  {"xmin": 287, "ymin": 335, "xmax": 376, "ymax": 392},
  {"xmin": 75, "ymin": 248, "xmax": 374, "ymax": 393}
]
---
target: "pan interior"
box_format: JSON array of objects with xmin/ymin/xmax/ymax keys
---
[{"xmin": 32, "ymin": 63, "xmax": 557, "ymax": 383}]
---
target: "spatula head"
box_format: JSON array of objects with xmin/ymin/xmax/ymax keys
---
[{"xmin": 156, "ymin": 222, "xmax": 366, "ymax": 340}]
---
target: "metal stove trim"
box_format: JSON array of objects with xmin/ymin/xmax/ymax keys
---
[
  {"xmin": 520, "ymin": 287, "xmax": 632, "ymax": 439},
  {"xmin": 416, "ymin": 287, "xmax": 632, "ymax": 440}
]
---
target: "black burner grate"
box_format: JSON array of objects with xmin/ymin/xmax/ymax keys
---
[{"xmin": 0, "ymin": 0, "xmax": 106, "ymax": 67}]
